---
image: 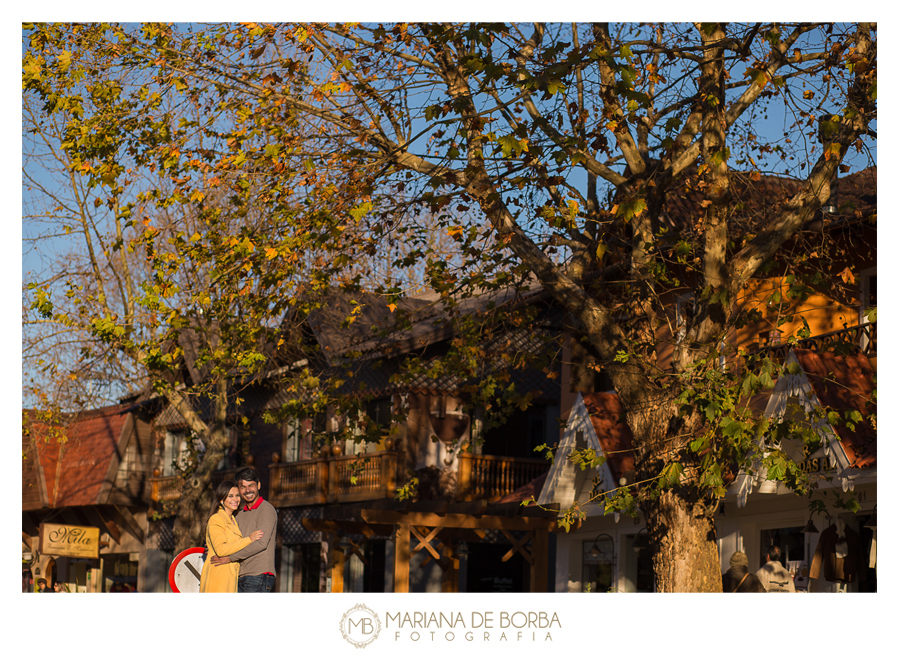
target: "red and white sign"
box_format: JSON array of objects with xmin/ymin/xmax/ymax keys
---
[{"xmin": 168, "ymin": 547, "xmax": 206, "ymax": 593}]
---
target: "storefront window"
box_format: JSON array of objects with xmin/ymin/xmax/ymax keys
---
[
  {"xmin": 582, "ymin": 535, "xmax": 615, "ymax": 593},
  {"xmin": 102, "ymin": 553, "xmax": 138, "ymax": 592},
  {"xmin": 760, "ymin": 526, "xmax": 806, "ymax": 590},
  {"xmin": 620, "ymin": 533, "xmax": 655, "ymax": 592}
]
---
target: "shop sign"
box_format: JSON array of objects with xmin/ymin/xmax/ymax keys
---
[
  {"xmin": 39, "ymin": 523, "xmax": 100, "ymax": 559},
  {"xmin": 800, "ymin": 456, "xmax": 837, "ymax": 474}
]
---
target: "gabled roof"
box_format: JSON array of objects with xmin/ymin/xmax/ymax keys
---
[
  {"xmin": 27, "ymin": 404, "xmax": 133, "ymax": 508},
  {"xmin": 792, "ymin": 348, "xmax": 876, "ymax": 469},
  {"xmin": 662, "ymin": 165, "xmax": 876, "ymax": 237},
  {"xmin": 287, "ymin": 280, "xmax": 553, "ymax": 366},
  {"xmin": 733, "ymin": 347, "xmax": 876, "ymax": 505},
  {"xmin": 537, "ymin": 392, "xmax": 634, "ymax": 513},
  {"xmin": 582, "ymin": 392, "xmax": 635, "ymax": 482}
]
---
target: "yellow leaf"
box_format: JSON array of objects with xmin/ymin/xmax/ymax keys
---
[
  {"xmin": 265, "ymin": 247, "xmax": 278, "ymax": 260},
  {"xmin": 387, "ymin": 303, "xmax": 397, "ymax": 313}
]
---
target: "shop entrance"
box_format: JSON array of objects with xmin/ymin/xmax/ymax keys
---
[
  {"xmin": 466, "ymin": 543, "xmax": 528, "ymax": 592},
  {"xmin": 759, "ymin": 526, "xmax": 807, "ymax": 590},
  {"xmin": 101, "ymin": 553, "xmax": 138, "ymax": 592},
  {"xmin": 620, "ymin": 533, "xmax": 654, "ymax": 592}
]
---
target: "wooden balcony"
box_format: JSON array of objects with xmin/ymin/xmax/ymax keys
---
[
  {"xmin": 756, "ymin": 322, "xmax": 876, "ymax": 360},
  {"xmin": 456, "ymin": 453, "xmax": 551, "ymax": 502},
  {"xmin": 150, "ymin": 475, "xmax": 182, "ymax": 504},
  {"xmin": 269, "ymin": 451, "xmax": 398, "ymax": 507},
  {"xmin": 150, "ymin": 467, "xmax": 243, "ymax": 504}
]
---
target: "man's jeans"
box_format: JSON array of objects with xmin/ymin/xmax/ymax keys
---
[{"xmin": 238, "ymin": 573, "xmax": 275, "ymax": 593}]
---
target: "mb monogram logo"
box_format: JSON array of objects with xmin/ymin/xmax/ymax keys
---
[{"xmin": 340, "ymin": 603, "xmax": 382, "ymax": 648}]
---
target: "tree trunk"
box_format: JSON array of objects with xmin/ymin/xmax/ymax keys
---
[
  {"xmin": 173, "ymin": 484, "xmax": 210, "ymax": 553},
  {"xmin": 172, "ymin": 424, "xmax": 232, "ymax": 552},
  {"xmin": 622, "ymin": 386, "xmax": 723, "ymax": 592},
  {"xmin": 172, "ymin": 382, "xmax": 232, "ymax": 553},
  {"xmin": 642, "ymin": 491, "xmax": 722, "ymax": 592}
]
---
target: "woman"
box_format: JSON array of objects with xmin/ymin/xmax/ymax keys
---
[
  {"xmin": 722, "ymin": 551, "xmax": 766, "ymax": 593},
  {"xmin": 199, "ymin": 480, "xmax": 264, "ymax": 593}
]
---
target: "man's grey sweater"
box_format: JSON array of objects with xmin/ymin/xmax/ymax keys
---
[{"xmin": 230, "ymin": 498, "xmax": 278, "ymax": 577}]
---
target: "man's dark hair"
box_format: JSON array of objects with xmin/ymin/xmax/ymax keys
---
[
  {"xmin": 235, "ymin": 467, "xmax": 260, "ymax": 484},
  {"xmin": 767, "ymin": 545, "xmax": 782, "ymax": 563}
]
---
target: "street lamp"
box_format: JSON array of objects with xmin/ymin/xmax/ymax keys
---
[
  {"xmin": 588, "ymin": 533, "xmax": 615, "ymax": 562},
  {"xmin": 632, "ymin": 527, "xmax": 650, "ymax": 553}
]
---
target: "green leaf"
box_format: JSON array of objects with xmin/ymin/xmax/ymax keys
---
[{"xmin": 659, "ymin": 462, "xmax": 683, "ymax": 489}]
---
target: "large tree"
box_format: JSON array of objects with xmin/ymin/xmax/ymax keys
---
[
  {"xmin": 22, "ymin": 23, "xmax": 386, "ymax": 549},
  {"xmin": 23, "ymin": 22, "xmax": 875, "ymax": 588}
]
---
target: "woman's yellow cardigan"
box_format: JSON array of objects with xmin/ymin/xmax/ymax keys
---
[{"xmin": 199, "ymin": 508, "xmax": 254, "ymax": 593}]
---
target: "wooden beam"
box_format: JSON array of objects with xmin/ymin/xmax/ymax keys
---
[
  {"xmin": 410, "ymin": 525, "xmax": 443, "ymax": 562},
  {"xmin": 499, "ymin": 529, "xmax": 533, "ymax": 566},
  {"xmin": 300, "ymin": 518, "xmax": 394, "ymax": 537},
  {"xmin": 530, "ymin": 527, "xmax": 549, "ymax": 593},
  {"xmin": 90, "ymin": 507, "xmax": 122, "ymax": 545},
  {"xmin": 107, "ymin": 505, "xmax": 144, "ymax": 543},
  {"xmin": 345, "ymin": 538, "xmax": 368, "ymax": 567},
  {"xmin": 22, "ymin": 513, "xmax": 40, "ymax": 538},
  {"xmin": 361, "ymin": 509, "xmax": 554, "ymax": 531},
  {"xmin": 71, "ymin": 508, "xmax": 92, "ymax": 528},
  {"xmin": 393, "ymin": 522, "xmax": 410, "ymax": 593}
]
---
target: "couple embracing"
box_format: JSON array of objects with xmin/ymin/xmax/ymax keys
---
[{"xmin": 198, "ymin": 467, "xmax": 278, "ymax": 593}]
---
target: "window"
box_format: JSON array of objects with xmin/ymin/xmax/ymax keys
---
[
  {"xmin": 285, "ymin": 418, "xmax": 315, "ymax": 463},
  {"xmin": 583, "ymin": 536, "xmax": 615, "ymax": 593},
  {"xmin": 859, "ymin": 268, "xmax": 876, "ymax": 352},
  {"xmin": 759, "ymin": 526, "xmax": 806, "ymax": 591},
  {"xmin": 860, "ymin": 268, "xmax": 876, "ymax": 323},
  {"xmin": 620, "ymin": 533, "xmax": 655, "ymax": 592},
  {"xmin": 162, "ymin": 431, "xmax": 193, "ymax": 477},
  {"xmin": 365, "ymin": 397, "xmax": 392, "ymax": 428},
  {"xmin": 279, "ymin": 543, "xmax": 322, "ymax": 592},
  {"xmin": 482, "ymin": 403, "xmax": 560, "ymax": 459},
  {"xmin": 349, "ymin": 398, "xmax": 392, "ymax": 455},
  {"xmin": 162, "ymin": 429, "xmax": 236, "ymax": 475}
]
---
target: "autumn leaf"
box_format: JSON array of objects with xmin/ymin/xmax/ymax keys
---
[{"xmin": 838, "ymin": 266, "xmax": 856, "ymax": 285}]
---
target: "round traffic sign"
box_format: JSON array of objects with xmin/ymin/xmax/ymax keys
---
[{"xmin": 168, "ymin": 547, "xmax": 206, "ymax": 593}]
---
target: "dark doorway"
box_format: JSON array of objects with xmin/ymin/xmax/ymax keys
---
[
  {"xmin": 362, "ymin": 540, "xmax": 386, "ymax": 593},
  {"xmin": 465, "ymin": 542, "xmax": 528, "ymax": 592}
]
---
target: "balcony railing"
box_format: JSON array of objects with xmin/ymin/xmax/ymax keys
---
[
  {"xmin": 150, "ymin": 467, "xmax": 243, "ymax": 504},
  {"xmin": 456, "ymin": 453, "xmax": 551, "ymax": 502},
  {"xmin": 269, "ymin": 451, "xmax": 398, "ymax": 507},
  {"xmin": 756, "ymin": 322, "xmax": 876, "ymax": 361}
]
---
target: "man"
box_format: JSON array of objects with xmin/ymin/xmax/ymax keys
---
[
  {"xmin": 756, "ymin": 545, "xmax": 796, "ymax": 593},
  {"xmin": 209, "ymin": 467, "xmax": 278, "ymax": 592}
]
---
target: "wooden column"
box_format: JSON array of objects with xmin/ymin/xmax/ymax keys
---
[
  {"xmin": 441, "ymin": 543, "xmax": 459, "ymax": 593},
  {"xmin": 393, "ymin": 522, "xmax": 410, "ymax": 593},
  {"xmin": 457, "ymin": 454, "xmax": 473, "ymax": 501},
  {"xmin": 530, "ymin": 527, "xmax": 549, "ymax": 593},
  {"xmin": 331, "ymin": 537, "xmax": 345, "ymax": 593}
]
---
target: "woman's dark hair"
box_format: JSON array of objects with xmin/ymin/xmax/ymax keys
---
[{"xmin": 208, "ymin": 480, "xmax": 239, "ymax": 520}]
